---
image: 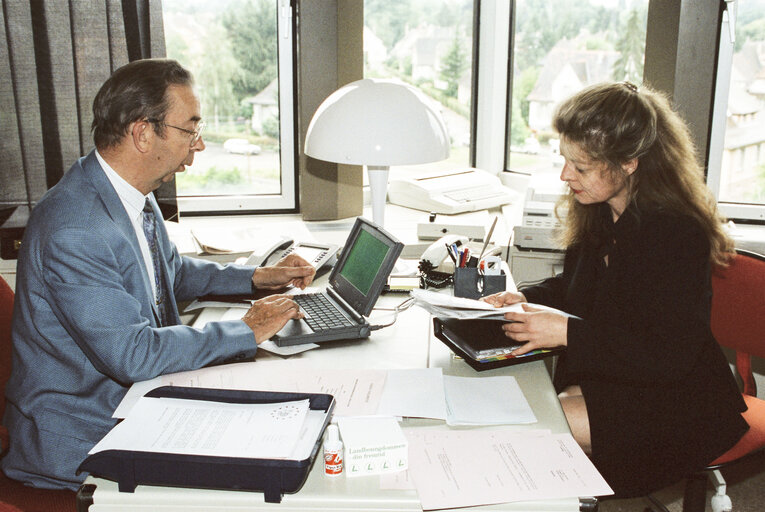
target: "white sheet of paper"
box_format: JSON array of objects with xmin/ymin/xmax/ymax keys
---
[
  {"xmin": 443, "ymin": 375, "xmax": 536, "ymax": 425},
  {"xmin": 113, "ymin": 363, "xmax": 386, "ymax": 419},
  {"xmin": 410, "ymin": 288, "xmax": 577, "ymax": 320},
  {"xmin": 376, "ymin": 368, "xmax": 447, "ymax": 420},
  {"xmin": 404, "ymin": 428, "xmax": 613, "ymax": 510},
  {"xmin": 93, "ymin": 397, "xmax": 310, "ymax": 459}
]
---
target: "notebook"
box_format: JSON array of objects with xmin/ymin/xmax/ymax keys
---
[
  {"xmin": 433, "ymin": 317, "xmax": 565, "ymax": 371},
  {"xmin": 272, "ymin": 217, "xmax": 404, "ymax": 347}
]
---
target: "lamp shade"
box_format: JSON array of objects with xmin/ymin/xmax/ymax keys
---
[{"xmin": 304, "ymin": 79, "xmax": 450, "ymax": 166}]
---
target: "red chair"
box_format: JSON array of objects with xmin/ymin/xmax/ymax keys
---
[
  {"xmin": 681, "ymin": 249, "xmax": 765, "ymax": 512},
  {"xmin": 0, "ymin": 275, "xmax": 76, "ymax": 511}
]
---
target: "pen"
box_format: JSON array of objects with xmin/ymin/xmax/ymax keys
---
[
  {"xmin": 445, "ymin": 243, "xmax": 457, "ymax": 263},
  {"xmin": 478, "ymin": 216, "xmax": 498, "ymax": 260}
]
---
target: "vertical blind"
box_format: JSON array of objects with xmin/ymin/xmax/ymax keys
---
[{"xmin": 0, "ymin": 0, "xmax": 172, "ymax": 258}]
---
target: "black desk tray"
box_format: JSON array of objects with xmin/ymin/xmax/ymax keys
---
[
  {"xmin": 434, "ymin": 317, "xmax": 565, "ymax": 371},
  {"xmin": 77, "ymin": 386, "xmax": 335, "ymax": 503}
]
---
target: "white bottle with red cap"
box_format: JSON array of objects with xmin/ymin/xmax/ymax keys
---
[{"xmin": 323, "ymin": 424, "xmax": 343, "ymax": 476}]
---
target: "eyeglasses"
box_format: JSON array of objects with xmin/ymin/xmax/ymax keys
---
[{"xmin": 151, "ymin": 120, "xmax": 206, "ymax": 146}]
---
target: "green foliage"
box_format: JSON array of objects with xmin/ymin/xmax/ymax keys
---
[
  {"xmin": 516, "ymin": 67, "xmax": 539, "ymax": 126},
  {"xmin": 439, "ymin": 33, "xmax": 468, "ymax": 98},
  {"xmin": 510, "ymin": 93, "xmax": 529, "ymax": 147},
  {"xmin": 612, "ymin": 10, "xmax": 646, "ymax": 83},
  {"xmin": 177, "ymin": 166, "xmax": 245, "ymax": 192},
  {"xmin": 222, "ymin": 0, "xmax": 277, "ymax": 98},
  {"xmin": 262, "ymin": 116, "xmax": 279, "ymax": 139}
]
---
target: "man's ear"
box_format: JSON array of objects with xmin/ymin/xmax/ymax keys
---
[
  {"xmin": 622, "ymin": 158, "xmax": 638, "ymax": 176},
  {"xmin": 129, "ymin": 120, "xmax": 154, "ymax": 153}
]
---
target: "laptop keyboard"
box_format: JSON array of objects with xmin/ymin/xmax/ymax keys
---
[{"xmin": 294, "ymin": 293, "xmax": 356, "ymax": 332}]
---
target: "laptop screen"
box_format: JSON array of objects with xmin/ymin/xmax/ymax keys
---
[{"xmin": 328, "ymin": 217, "xmax": 404, "ymax": 317}]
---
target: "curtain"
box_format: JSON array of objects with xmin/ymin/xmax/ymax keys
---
[{"xmin": 0, "ymin": 0, "xmax": 173, "ymax": 259}]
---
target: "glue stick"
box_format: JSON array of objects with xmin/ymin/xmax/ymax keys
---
[{"xmin": 323, "ymin": 424, "xmax": 343, "ymax": 476}]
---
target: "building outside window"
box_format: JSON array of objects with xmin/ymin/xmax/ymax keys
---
[
  {"xmin": 507, "ymin": 0, "xmax": 648, "ymax": 189},
  {"xmin": 162, "ymin": 0, "xmax": 295, "ymax": 214},
  {"xmin": 363, "ymin": 0, "xmax": 474, "ymax": 173},
  {"xmin": 709, "ymin": 0, "xmax": 765, "ymax": 222}
]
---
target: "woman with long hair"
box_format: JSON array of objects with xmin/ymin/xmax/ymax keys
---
[{"xmin": 484, "ymin": 82, "xmax": 748, "ymax": 496}]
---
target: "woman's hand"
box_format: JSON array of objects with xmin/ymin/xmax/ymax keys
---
[
  {"xmin": 481, "ymin": 290, "xmax": 527, "ymax": 307},
  {"xmin": 502, "ymin": 304, "xmax": 568, "ymax": 355},
  {"xmin": 252, "ymin": 253, "xmax": 316, "ymax": 290}
]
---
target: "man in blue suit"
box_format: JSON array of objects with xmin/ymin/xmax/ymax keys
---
[{"xmin": 1, "ymin": 59, "xmax": 315, "ymax": 490}]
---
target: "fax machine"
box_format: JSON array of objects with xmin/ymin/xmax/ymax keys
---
[
  {"xmin": 387, "ymin": 168, "xmax": 518, "ymax": 215},
  {"xmin": 512, "ymin": 186, "xmax": 566, "ymax": 251}
]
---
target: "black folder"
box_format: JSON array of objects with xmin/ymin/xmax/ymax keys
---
[
  {"xmin": 77, "ymin": 386, "xmax": 334, "ymax": 503},
  {"xmin": 433, "ymin": 317, "xmax": 565, "ymax": 371}
]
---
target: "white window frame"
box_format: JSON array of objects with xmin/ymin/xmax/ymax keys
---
[
  {"xmin": 177, "ymin": 0, "xmax": 297, "ymax": 214},
  {"xmin": 707, "ymin": 0, "xmax": 765, "ymax": 222}
]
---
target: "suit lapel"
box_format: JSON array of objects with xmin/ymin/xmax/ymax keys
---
[{"xmin": 81, "ymin": 151, "xmax": 161, "ymax": 324}]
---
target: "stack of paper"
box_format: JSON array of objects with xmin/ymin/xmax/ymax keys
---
[{"xmin": 410, "ymin": 288, "xmax": 522, "ymax": 320}]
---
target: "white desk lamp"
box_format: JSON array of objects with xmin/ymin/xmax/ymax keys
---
[{"xmin": 304, "ymin": 78, "xmax": 450, "ymax": 226}]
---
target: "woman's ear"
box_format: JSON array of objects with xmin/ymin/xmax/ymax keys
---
[
  {"xmin": 129, "ymin": 120, "xmax": 154, "ymax": 153},
  {"xmin": 622, "ymin": 158, "xmax": 638, "ymax": 176}
]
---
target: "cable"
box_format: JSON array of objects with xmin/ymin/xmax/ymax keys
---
[{"xmin": 369, "ymin": 296, "xmax": 416, "ymax": 331}]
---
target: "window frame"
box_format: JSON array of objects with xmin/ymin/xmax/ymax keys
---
[
  {"xmin": 707, "ymin": 0, "xmax": 765, "ymax": 223},
  {"xmin": 176, "ymin": 0, "xmax": 298, "ymax": 215}
]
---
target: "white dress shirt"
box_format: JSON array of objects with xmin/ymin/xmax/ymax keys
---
[{"xmin": 95, "ymin": 150, "xmax": 158, "ymax": 303}]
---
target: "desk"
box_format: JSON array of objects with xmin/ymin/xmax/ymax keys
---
[{"xmin": 77, "ymin": 289, "xmax": 583, "ymax": 511}]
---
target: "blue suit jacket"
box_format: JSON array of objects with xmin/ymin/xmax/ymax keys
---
[{"xmin": 2, "ymin": 151, "xmax": 258, "ymax": 489}]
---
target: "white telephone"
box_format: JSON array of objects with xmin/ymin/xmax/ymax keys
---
[
  {"xmin": 245, "ymin": 239, "xmax": 339, "ymax": 274},
  {"xmin": 419, "ymin": 234, "xmax": 503, "ymax": 288},
  {"xmin": 420, "ymin": 234, "xmax": 469, "ymax": 273}
]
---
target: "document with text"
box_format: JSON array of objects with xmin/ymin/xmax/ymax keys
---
[
  {"xmin": 113, "ymin": 362, "xmax": 387, "ymax": 419},
  {"xmin": 92, "ymin": 396, "xmax": 312, "ymax": 459},
  {"xmin": 404, "ymin": 428, "xmax": 613, "ymax": 510}
]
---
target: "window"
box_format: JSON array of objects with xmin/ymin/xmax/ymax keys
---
[
  {"xmin": 708, "ymin": 0, "xmax": 765, "ymax": 222},
  {"xmin": 504, "ymin": 0, "xmax": 649, "ymax": 189},
  {"xmin": 363, "ymin": 0, "xmax": 475, "ymax": 173},
  {"xmin": 162, "ymin": 0, "xmax": 296, "ymax": 214}
]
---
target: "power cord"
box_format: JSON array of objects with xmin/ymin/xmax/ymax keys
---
[{"xmin": 369, "ymin": 296, "xmax": 416, "ymax": 331}]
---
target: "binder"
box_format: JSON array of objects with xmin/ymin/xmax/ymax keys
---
[
  {"xmin": 77, "ymin": 386, "xmax": 335, "ymax": 503},
  {"xmin": 433, "ymin": 317, "xmax": 565, "ymax": 371}
]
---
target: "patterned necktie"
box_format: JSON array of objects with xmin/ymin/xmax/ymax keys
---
[{"xmin": 142, "ymin": 199, "xmax": 172, "ymax": 327}]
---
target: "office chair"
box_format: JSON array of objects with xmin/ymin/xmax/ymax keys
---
[
  {"xmin": 0, "ymin": 275, "xmax": 77, "ymax": 511},
  {"xmin": 680, "ymin": 249, "xmax": 765, "ymax": 512}
]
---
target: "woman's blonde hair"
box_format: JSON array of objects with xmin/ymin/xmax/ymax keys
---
[{"xmin": 552, "ymin": 81, "xmax": 734, "ymax": 266}]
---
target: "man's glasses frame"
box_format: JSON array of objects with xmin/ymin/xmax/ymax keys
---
[{"xmin": 149, "ymin": 119, "xmax": 206, "ymax": 147}]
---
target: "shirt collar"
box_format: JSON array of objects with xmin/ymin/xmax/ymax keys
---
[{"xmin": 95, "ymin": 149, "xmax": 151, "ymax": 221}]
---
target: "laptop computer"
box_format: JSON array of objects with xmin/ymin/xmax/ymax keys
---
[{"xmin": 272, "ymin": 217, "xmax": 404, "ymax": 347}]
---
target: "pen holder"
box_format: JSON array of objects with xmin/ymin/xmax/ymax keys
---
[{"xmin": 453, "ymin": 267, "xmax": 505, "ymax": 300}]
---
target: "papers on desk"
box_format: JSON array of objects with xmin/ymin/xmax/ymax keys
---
[
  {"xmin": 114, "ymin": 363, "xmax": 387, "ymax": 419},
  {"xmin": 92, "ymin": 396, "xmax": 320, "ymax": 460},
  {"xmin": 404, "ymin": 428, "xmax": 613, "ymax": 510},
  {"xmin": 443, "ymin": 375, "xmax": 536, "ymax": 425},
  {"xmin": 115, "ymin": 366, "xmax": 537, "ymax": 426},
  {"xmin": 411, "ymin": 288, "xmax": 521, "ymax": 320},
  {"xmin": 190, "ymin": 227, "xmax": 274, "ymax": 254},
  {"xmin": 411, "ymin": 288, "xmax": 576, "ymax": 320}
]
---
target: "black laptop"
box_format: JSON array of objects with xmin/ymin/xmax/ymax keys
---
[{"xmin": 272, "ymin": 217, "xmax": 404, "ymax": 347}]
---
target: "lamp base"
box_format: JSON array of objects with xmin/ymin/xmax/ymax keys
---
[{"xmin": 367, "ymin": 166, "xmax": 389, "ymax": 227}]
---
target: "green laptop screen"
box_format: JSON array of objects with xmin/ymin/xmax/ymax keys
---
[{"xmin": 338, "ymin": 229, "xmax": 390, "ymax": 295}]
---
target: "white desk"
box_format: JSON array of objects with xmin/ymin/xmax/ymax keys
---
[{"xmin": 77, "ymin": 289, "xmax": 584, "ymax": 512}]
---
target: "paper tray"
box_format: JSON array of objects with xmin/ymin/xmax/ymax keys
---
[
  {"xmin": 77, "ymin": 386, "xmax": 335, "ymax": 503},
  {"xmin": 434, "ymin": 317, "xmax": 565, "ymax": 371}
]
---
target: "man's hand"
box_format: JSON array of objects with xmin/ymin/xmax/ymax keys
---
[
  {"xmin": 252, "ymin": 253, "xmax": 316, "ymax": 290},
  {"xmin": 501, "ymin": 304, "xmax": 568, "ymax": 355},
  {"xmin": 242, "ymin": 294, "xmax": 304, "ymax": 344}
]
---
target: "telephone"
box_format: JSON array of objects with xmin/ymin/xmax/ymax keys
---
[{"xmin": 245, "ymin": 238, "xmax": 339, "ymax": 274}]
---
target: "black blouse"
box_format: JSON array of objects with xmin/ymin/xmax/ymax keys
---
[{"xmin": 520, "ymin": 203, "xmax": 748, "ymax": 497}]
